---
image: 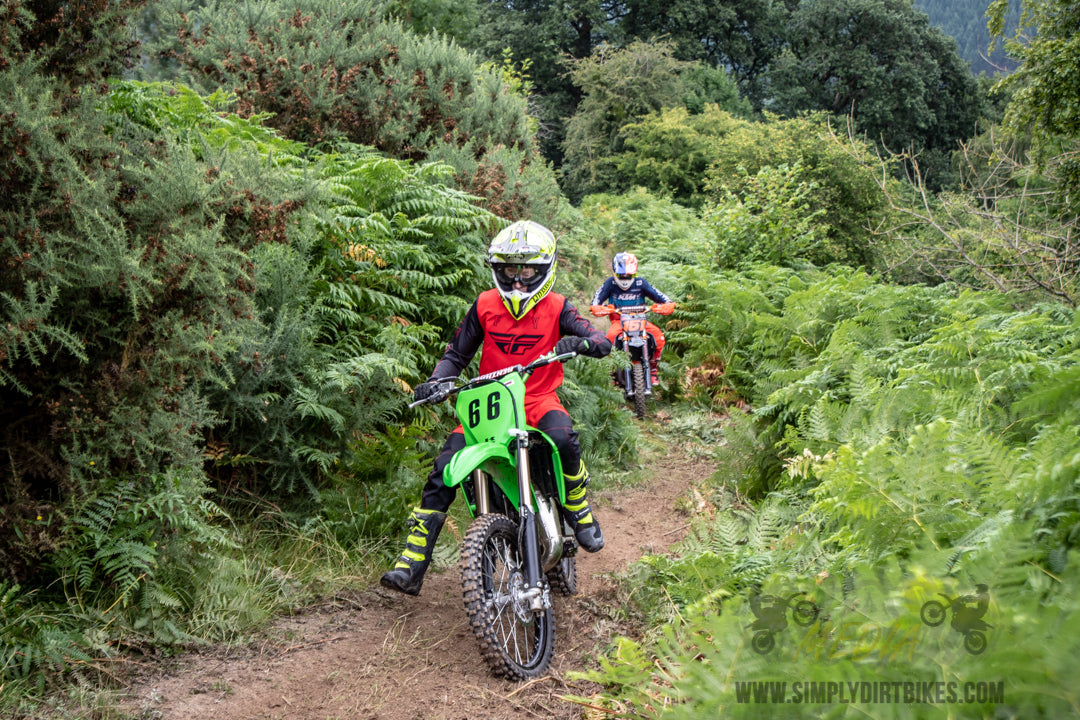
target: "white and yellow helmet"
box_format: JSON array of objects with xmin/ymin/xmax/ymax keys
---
[{"xmin": 487, "ymin": 221, "xmax": 558, "ymax": 320}]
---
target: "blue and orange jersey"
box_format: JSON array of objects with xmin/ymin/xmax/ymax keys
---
[{"xmin": 591, "ymin": 277, "xmax": 671, "ymax": 311}]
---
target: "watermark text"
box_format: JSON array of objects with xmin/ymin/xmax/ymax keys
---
[{"xmin": 734, "ymin": 680, "xmax": 1004, "ymax": 705}]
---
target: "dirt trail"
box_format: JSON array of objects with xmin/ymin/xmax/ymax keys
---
[{"xmin": 125, "ymin": 447, "xmax": 710, "ymax": 720}]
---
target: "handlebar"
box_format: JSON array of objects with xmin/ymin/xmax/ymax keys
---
[
  {"xmin": 408, "ymin": 351, "xmax": 577, "ymax": 409},
  {"xmin": 592, "ymin": 303, "xmax": 675, "ymax": 316}
]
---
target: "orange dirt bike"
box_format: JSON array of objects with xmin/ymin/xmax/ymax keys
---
[
  {"xmin": 595, "ymin": 303, "xmax": 673, "ymax": 418},
  {"xmin": 407, "ymin": 351, "xmax": 582, "ymax": 680}
]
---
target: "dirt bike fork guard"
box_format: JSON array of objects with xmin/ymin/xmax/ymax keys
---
[
  {"xmin": 510, "ymin": 428, "xmax": 547, "ymax": 613},
  {"xmin": 619, "ymin": 356, "xmax": 652, "ymax": 396},
  {"xmin": 380, "ymin": 507, "xmax": 447, "ymax": 596}
]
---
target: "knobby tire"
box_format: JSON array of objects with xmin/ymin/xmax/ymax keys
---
[
  {"xmin": 631, "ymin": 363, "xmax": 647, "ymax": 418},
  {"xmin": 461, "ymin": 513, "xmax": 555, "ymax": 680}
]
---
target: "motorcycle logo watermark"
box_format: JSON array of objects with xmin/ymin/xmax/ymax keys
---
[
  {"xmin": 748, "ymin": 592, "xmax": 820, "ymax": 654},
  {"xmin": 919, "ymin": 584, "xmax": 992, "ymax": 654}
]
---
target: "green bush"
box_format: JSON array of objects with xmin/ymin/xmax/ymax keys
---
[
  {"xmin": 614, "ymin": 105, "xmax": 747, "ymax": 209},
  {"xmin": 0, "ymin": 64, "xmax": 305, "ymax": 581},
  {"xmin": 561, "ymin": 41, "xmax": 692, "ymax": 202},
  {"xmin": 600, "ymin": 110, "xmax": 887, "ymax": 269},
  {"xmin": 706, "ymin": 163, "xmax": 828, "ymax": 269}
]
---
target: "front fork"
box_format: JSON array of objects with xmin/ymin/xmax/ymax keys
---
[
  {"xmin": 510, "ymin": 428, "xmax": 546, "ymax": 613},
  {"xmin": 621, "ymin": 341, "xmax": 653, "ymax": 396},
  {"xmin": 471, "ymin": 467, "xmax": 490, "ymax": 515}
]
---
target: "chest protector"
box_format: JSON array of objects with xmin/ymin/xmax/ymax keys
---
[{"xmin": 476, "ymin": 289, "xmax": 564, "ymax": 398}]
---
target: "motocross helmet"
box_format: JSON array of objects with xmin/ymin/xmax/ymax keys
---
[
  {"xmin": 612, "ymin": 252, "xmax": 639, "ymax": 290},
  {"xmin": 488, "ymin": 221, "xmax": 558, "ymax": 320}
]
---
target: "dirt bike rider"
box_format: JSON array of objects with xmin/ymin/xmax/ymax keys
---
[
  {"xmin": 952, "ymin": 584, "xmax": 990, "ymax": 633},
  {"xmin": 381, "ymin": 221, "xmax": 613, "ymax": 596},
  {"xmin": 590, "ymin": 252, "xmax": 674, "ymax": 385}
]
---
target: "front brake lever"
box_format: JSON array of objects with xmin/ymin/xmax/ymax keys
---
[{"xmin": 407, "ymin": 379, "xmax": 457, "ymax": 408}]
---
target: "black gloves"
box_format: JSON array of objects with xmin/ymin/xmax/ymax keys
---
[
  {"xmin": 413, "ymin": 380, "xmax": 439, "ymax": 402},
  {"xmin": 554, "ymin": 336, "xmax": 590, "ymax": 356}
]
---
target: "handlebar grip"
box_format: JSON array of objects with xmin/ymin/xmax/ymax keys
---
[{"xmin": 651, "ymin": 302, "xmax": 676, "ymax": 315}]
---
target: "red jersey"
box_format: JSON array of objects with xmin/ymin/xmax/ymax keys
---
[{"xmin": 430, "ymin": 289, "xmax": 610, "ymax": 420}]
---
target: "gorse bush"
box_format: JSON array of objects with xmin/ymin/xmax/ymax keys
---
[
  {"xmin": 0, "ymin": 39, "xmax": 313, "ymax": 684},
  {"xmin": 153, "ymin": 0, "xmax": 531, "ymax": 154},
  {"xmin": 0, "ymin": 68, "xmax": 301, "ymax": 582},
  {"xmin": 149, "ymin": 0, "xmax": 558, "ymax": 221}
]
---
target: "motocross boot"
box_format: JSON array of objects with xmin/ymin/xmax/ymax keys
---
[
  {"xmin": 561, "ymin": 465, "xmax": 604, "ymax": 553},
  {"xmin": 380, "ymin": 507, "xmax": 447, "ymax": 596}
]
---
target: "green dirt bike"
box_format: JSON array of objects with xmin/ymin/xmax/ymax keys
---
[{"xmin": 408, "ymin": 351, "xmax": 580, "ymax": 680}]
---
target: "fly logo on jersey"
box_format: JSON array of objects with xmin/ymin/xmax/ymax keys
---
[{"xmin": 490, "ymin": 332, "xmax": 545, "ymax": 356}]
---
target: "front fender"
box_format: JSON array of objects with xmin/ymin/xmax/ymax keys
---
[{"xmin": 443, "ymin": 442, "xmax": 520, "ymax": 509}]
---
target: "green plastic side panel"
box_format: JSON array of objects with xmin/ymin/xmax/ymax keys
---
[{"xmin": 442, "ymin": 442, "xmax": 520, "ymax": 512}]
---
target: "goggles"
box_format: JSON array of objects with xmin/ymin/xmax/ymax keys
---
[{"xmin": 498, "ymin": 264, "xmax": 539, "ymax": 283}]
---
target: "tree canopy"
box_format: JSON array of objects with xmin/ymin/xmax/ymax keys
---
[
  {"xmin": 615, "ymin": 0, "xmax": 796, "ymax": 110},
  {"xmin": 991, "ymin": 0, "xmax": 1080, "ymax": 211},
  {"xmin": 766, "ymin": 0, "xmax": 984, "ymax": 188}
]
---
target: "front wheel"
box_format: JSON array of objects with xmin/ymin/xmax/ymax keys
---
[
  {"xmin": 631, "ymin": 363, "xmax": 647, "ymax": 418},
  {"xmin": 751, "ymin": 631, "xmax": 775, "ymax": 654},
  {"xmin": 461, "ymin": 514, "xmax": 555, "ymax": 680}
]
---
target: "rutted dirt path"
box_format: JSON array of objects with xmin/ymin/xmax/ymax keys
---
[{"xmin": 125, "ymin": 445, "xmax": 710, "ymax": 720}]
